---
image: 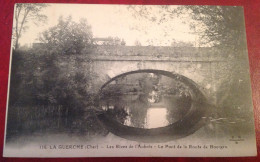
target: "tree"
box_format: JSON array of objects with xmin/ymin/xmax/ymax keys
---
[
  {"xmin": 13, "ymin": 3, "xmax": 48, "ymax": 49},
  {"xmin": 33, "ymin": 16, "xmax": 95, "ymax": 111},
  {"xmin": 176, "ymin": 6, "xmax": 246, "ymax": 50},
  {"xmin": 39, "ymin": 16, "xmax": 93, "ymax": 54},
  {"xmin": 177, "ymin": 7, "xmax": 251, "ymax": 124},
  {"xmin": 8, "ymin": 16, "xmax": 102, "ymax": 137},
  {"xmin": 128, "ymin": 6, "xmax": 245, "ymax": 50},
  {"xmin": 128, "ymin": 6, "xmax": 252, "ymax": 126}
]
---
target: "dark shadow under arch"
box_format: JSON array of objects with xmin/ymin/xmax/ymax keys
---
[{"xmin": 96, "ymin": 69, "xmax": 210, "ymax": 142}]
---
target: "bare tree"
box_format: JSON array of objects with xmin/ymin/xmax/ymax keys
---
[{"xmin": 13, "ymin": 3, "xmax": 48, "ymax": 49}]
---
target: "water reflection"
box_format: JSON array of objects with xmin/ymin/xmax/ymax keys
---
[
  {"xmin": 100, "ymin": 72, "xmax": 192, "ymax": 129},
  {"xmin": 146, "ymin": 108, "xmax": 167, "ymax": 128}
]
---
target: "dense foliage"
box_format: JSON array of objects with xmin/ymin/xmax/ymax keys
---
[
  {"xmin": 6, "ymin": 17, "xmax": 107, "ymax": 139},
  {"xmin": 39, "ymin": 16, "xmax": 93, "ymax": 54}
]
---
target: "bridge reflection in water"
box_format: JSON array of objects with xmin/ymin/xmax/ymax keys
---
[
  {"xmin": 97, "ymin": 70, "xmax": 209, "ymax": 142},
  {"xmin": 101, "ymin": 92, "xmax": 192, "ymax": 129},
  {"xmin": 99, "ymin": 71, "xmax": 193, "ymax": 130}
]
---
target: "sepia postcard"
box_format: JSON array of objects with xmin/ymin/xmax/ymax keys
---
[{"xmin": 3, "ymin": 3, "xmax": 257, "ymax": 157}]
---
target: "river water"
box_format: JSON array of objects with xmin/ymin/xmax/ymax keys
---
[{"xmin": 99, "ymin": 72, "xmax": 192, "ymax": 129}]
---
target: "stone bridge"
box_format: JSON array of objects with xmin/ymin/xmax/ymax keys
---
[{"xmin": 87, "ymin": 46, "xmax": 232, "ymax": 104}]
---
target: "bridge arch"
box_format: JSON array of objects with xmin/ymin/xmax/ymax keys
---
[{"xmin": 96, "ymin": 69, "xmax": 210, "ymax": 142}]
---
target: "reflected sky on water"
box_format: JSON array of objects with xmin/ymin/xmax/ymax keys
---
[{"xmin": 146, "ymin": 108, "xmax": 168, "ymax": 128}]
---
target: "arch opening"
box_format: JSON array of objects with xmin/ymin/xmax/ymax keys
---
[{"xmin": 96, "ymin": 69, "xmax": 210, "ymax": 142}]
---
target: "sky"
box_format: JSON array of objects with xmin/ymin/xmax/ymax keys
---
[{"xmin": 17, "ymin": 4, "xmax": 198, "ymax": 46}]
